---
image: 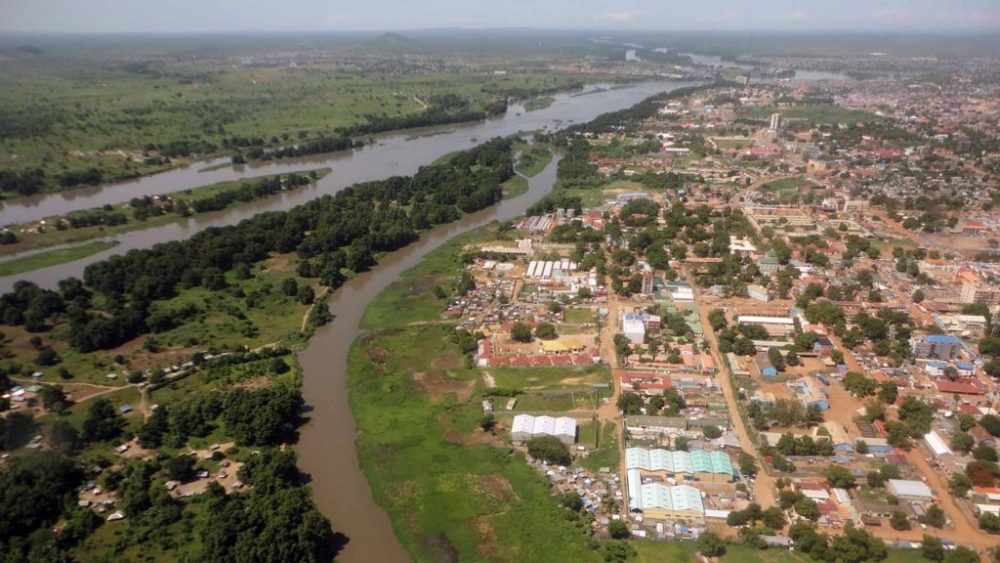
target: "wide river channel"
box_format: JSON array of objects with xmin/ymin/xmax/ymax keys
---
[
  {"xmin": 0, "ymin": 72, "xmax": 843, "ymax": 559},
  {"xmin": 0, "ymin": 80, "xmax": 704, "ymax": 561}
]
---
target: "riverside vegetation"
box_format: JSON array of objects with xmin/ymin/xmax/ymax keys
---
[{"xmin": 0, "ymin": 137, "xmax": 517, "ymax": 561}]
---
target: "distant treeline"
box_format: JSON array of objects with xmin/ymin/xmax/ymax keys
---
[{"xmin": 0, "ymin": 138, "xmax": 514, "ymax": 352}]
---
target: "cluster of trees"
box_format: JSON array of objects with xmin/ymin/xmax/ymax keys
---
[
  {"xmin": 0, "ymin": 138, "xmax": 515, "ymax": 352},
  {"xmin": 748, "ymin": 399, "xmax": 824, "ymax": 430},
  {"xmin": 188, "ymin": 173, "xmax": 314, "ymax": 213},
  {"xmin": 726, "ymin": 502, "xmax": 788, "ymax": 529},
  {"xmin": 0, "ymin": 168, "xmax": 47, "ymax": 196},
  {"xmin": 785, "ymin": 522, "xmax": 887, "ymax": 563},
  {"xmin": 137, "ymin": 385, "xmax": 304, "ymax": 449},
  {"xmin": 240, "ymin": 135, "xmax": 360, "ymax": 162},
  {"xmin": 56, "ymin": 168, "xmax": 104, "ymax": 188},
  {"xmin": 526, "ymin": 435, "xmax": 571, "ymax": 465},
  {"xmin": 0, "ymin": 452, "xmax": 97, "ymax": 560},
  {"xmin": 616, "ymin": 389, "xmax": 686, "ymax": 417},
  {"xmin": 773, "ymin": 432, "xmax": 835, "ymax": 457},
  {"xmin": 63, "ymin": 207, "xmax": 129, "ymax": 229}
]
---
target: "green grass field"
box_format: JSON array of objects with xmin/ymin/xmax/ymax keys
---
[
  {"xmin": 759, "ymin": 177, "xmax": 815, "ymax": 193},
  {"xmin": 0, "ymin": 169, "xmax": 330, "ymax": 258},
  {"xmin": 739, "ymin": 105, "xmax": 881, "ymax": 125},
  {"xmin": 633, "ymin": 542, "xmax": 915, "ymax": 563},
  {"xmin": 0, "ymin": 240, "xmax": 119, "ymax": 275},
  {"xmin": 350, "ymin": 226, "xmax": 607, "ymax": 562}
]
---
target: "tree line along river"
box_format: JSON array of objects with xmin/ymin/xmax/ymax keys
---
[{"xmin": 2, "ymin": 81, "xmax": 696, "ymax": 561}]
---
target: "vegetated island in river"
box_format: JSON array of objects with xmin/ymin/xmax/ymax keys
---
[
  {"xmin": 0, "ymin": 169, "xmax": 331, "ymax": 261},
  {"xmin": 0, "ymin": 137, "xmax": 523, "ymax": 561},
  {"xmin": 0, "ymin": 241, "xmax": 120, "ymax": 277}
]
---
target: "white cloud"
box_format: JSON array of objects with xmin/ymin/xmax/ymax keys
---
[
  {"xmin": 602, "ymin": 10, "xmax": 638, "ymax": 23},
  {"xmin": 325, "ymin": 12, "xmax": 354, "ymax": 27}
]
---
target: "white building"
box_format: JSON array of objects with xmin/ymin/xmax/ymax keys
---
[
  {"xmin": 886, "ymin": 479, "xmax": 934, "ymax": 501},
  {"xmin": 622, "ymin": 313, "xmax": 646, "ymax": 345},
  {"xmin": 923, "ymin": 431, "xmax": 952, "ymax": 458},
  {"xmin": 511, "ymin": 414, "xmax": 577, "ymax": 445},
  {"xmin": 747, "ymin": 285, "xmax": 774, "ymax": 303}
]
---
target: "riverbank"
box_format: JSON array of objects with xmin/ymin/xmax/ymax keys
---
[{"xmin": 0, "ymin": 169, "xmax": 330, "ymax": 260}]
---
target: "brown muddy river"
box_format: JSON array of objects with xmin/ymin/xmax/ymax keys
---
[{"xmin": 0, "ymin": 81, "xmax": 697, "ymax": 561}]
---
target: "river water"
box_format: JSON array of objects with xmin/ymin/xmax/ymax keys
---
[
  {"xmin": 0, "ymin": 81, "xmax": 696, "ymax": 291},
  {"xmin": 0, "ymin": 81, "xmax": 696, "ymax": 561},
  {"xmin": 298, "ymin": 159, "xmax": 561, "ymax": 562}
]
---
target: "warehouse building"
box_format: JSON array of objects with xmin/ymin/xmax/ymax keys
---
[
  {"xmin": 627, "ymin": 469, "xmax": 705, "ymax": 522},
  {"xmin": 626, "ymin": 447, "xmax": 735, "ymax": 482},
  {"xmin": 886, "ymin": 479, "xmax": 934, "ymax": 502},
  {"xmin": 511, "ymin": 414, "xmax": 577, "ymax": 445}
]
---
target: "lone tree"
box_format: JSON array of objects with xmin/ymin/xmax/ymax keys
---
[
  {"xmin": 534, "ymin": 322, "xmax": 558, "ymax": 340},
  {"xmin": 510, "ymin": 322, "xmax": 533, "ymax": 343},
  {"xmin": 526, "ymin": 436, "xmax": 571, "ymax": 465}
]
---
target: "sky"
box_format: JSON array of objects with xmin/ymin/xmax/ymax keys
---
[{"xmin": 1, "ymin": 0, "xmax": 998, "ymax": 33}]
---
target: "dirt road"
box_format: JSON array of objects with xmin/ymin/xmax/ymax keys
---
[
  {"xmin": 687, "ymin": 273, "xmax": 777, "ymax": 508},
  {"xmin": 595, "ymin": 288, "xmax": 628, "ymax": 514}
]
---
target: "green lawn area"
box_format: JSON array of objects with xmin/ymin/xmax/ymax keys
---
[
  {"xmin": 870, "ymin": 237, "xmax": 918, "ymax": 253},
  {"xmin": 564, "ymin": 307, "xmax": 596, "ymax": 325},
  {"xmin": 759, "ymin": 177, "xmax": 814, "ymax": 193},
  {"xmin": 489, "ymin": 364, "xmax": 609, "ymax": 390},
  {"xmin": 350, "ymin": 224, "xmax": 605, "ymax": 562},
  {"xmin": 634, "ymin": 542, "xmax": 913, "ymax": 563},
  {"xmin": 740, "ymin": 104, "xmax": 881, "ymax": 125},
  {"xmin": 580, "ymin": 421, "xmax": 618, "ymax": 471},
  {"xmin": 0, "ymin": 240, "xmax": 119, "ymax": 275},
  {"xmin": 633, "ymin": 540, "xmax": 699, "ymax": 562}
]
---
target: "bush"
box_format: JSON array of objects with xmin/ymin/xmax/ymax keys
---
[
  {"xmin": 608, "ymin": 519, "xmax": 631, "ymax": 539},
  {"xmin": 697, "ymin": 531, "xmax": 726, "ymax": 557}
]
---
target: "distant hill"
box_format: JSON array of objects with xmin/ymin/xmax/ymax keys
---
[{"xmin": 357, "ymin": 32, "xmax": 423, "ymax": 54}]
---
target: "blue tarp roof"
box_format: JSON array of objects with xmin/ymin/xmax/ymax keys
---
[{"xmin": 925, "ymin": 334, "xmax": 961, "ymax": 344}]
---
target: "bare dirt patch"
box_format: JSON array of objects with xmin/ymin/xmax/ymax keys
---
[
  {"xmin": 473, "ymin": 517, "xmax": 499, "ymax": 559},
  {"xmin": 415, "ymin": 371, "xmax": 475, "ymax": 403}
]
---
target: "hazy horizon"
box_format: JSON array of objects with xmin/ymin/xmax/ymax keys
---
[{"xmin": 1, "ymin": 0, "xmax": 998, "ymax": 34}]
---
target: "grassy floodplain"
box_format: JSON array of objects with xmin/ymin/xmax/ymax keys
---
[
  {"xmin": 523, "ymin": 96, "xmax": 556, "ymax": 112},
  {"xmin": 350, "ymin": 226, "xmax": 608, "ymax": 562},
  {"xmin": 0, "ymin": 241, "xmax": 119, "ymax": 276},
  {"xmin": 0, "ymin": 39, "xmax": 592, "ymax": 196},
  {"xmin": 0, "ymin": 168, "xmax": 330, "ymax": 259}
]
